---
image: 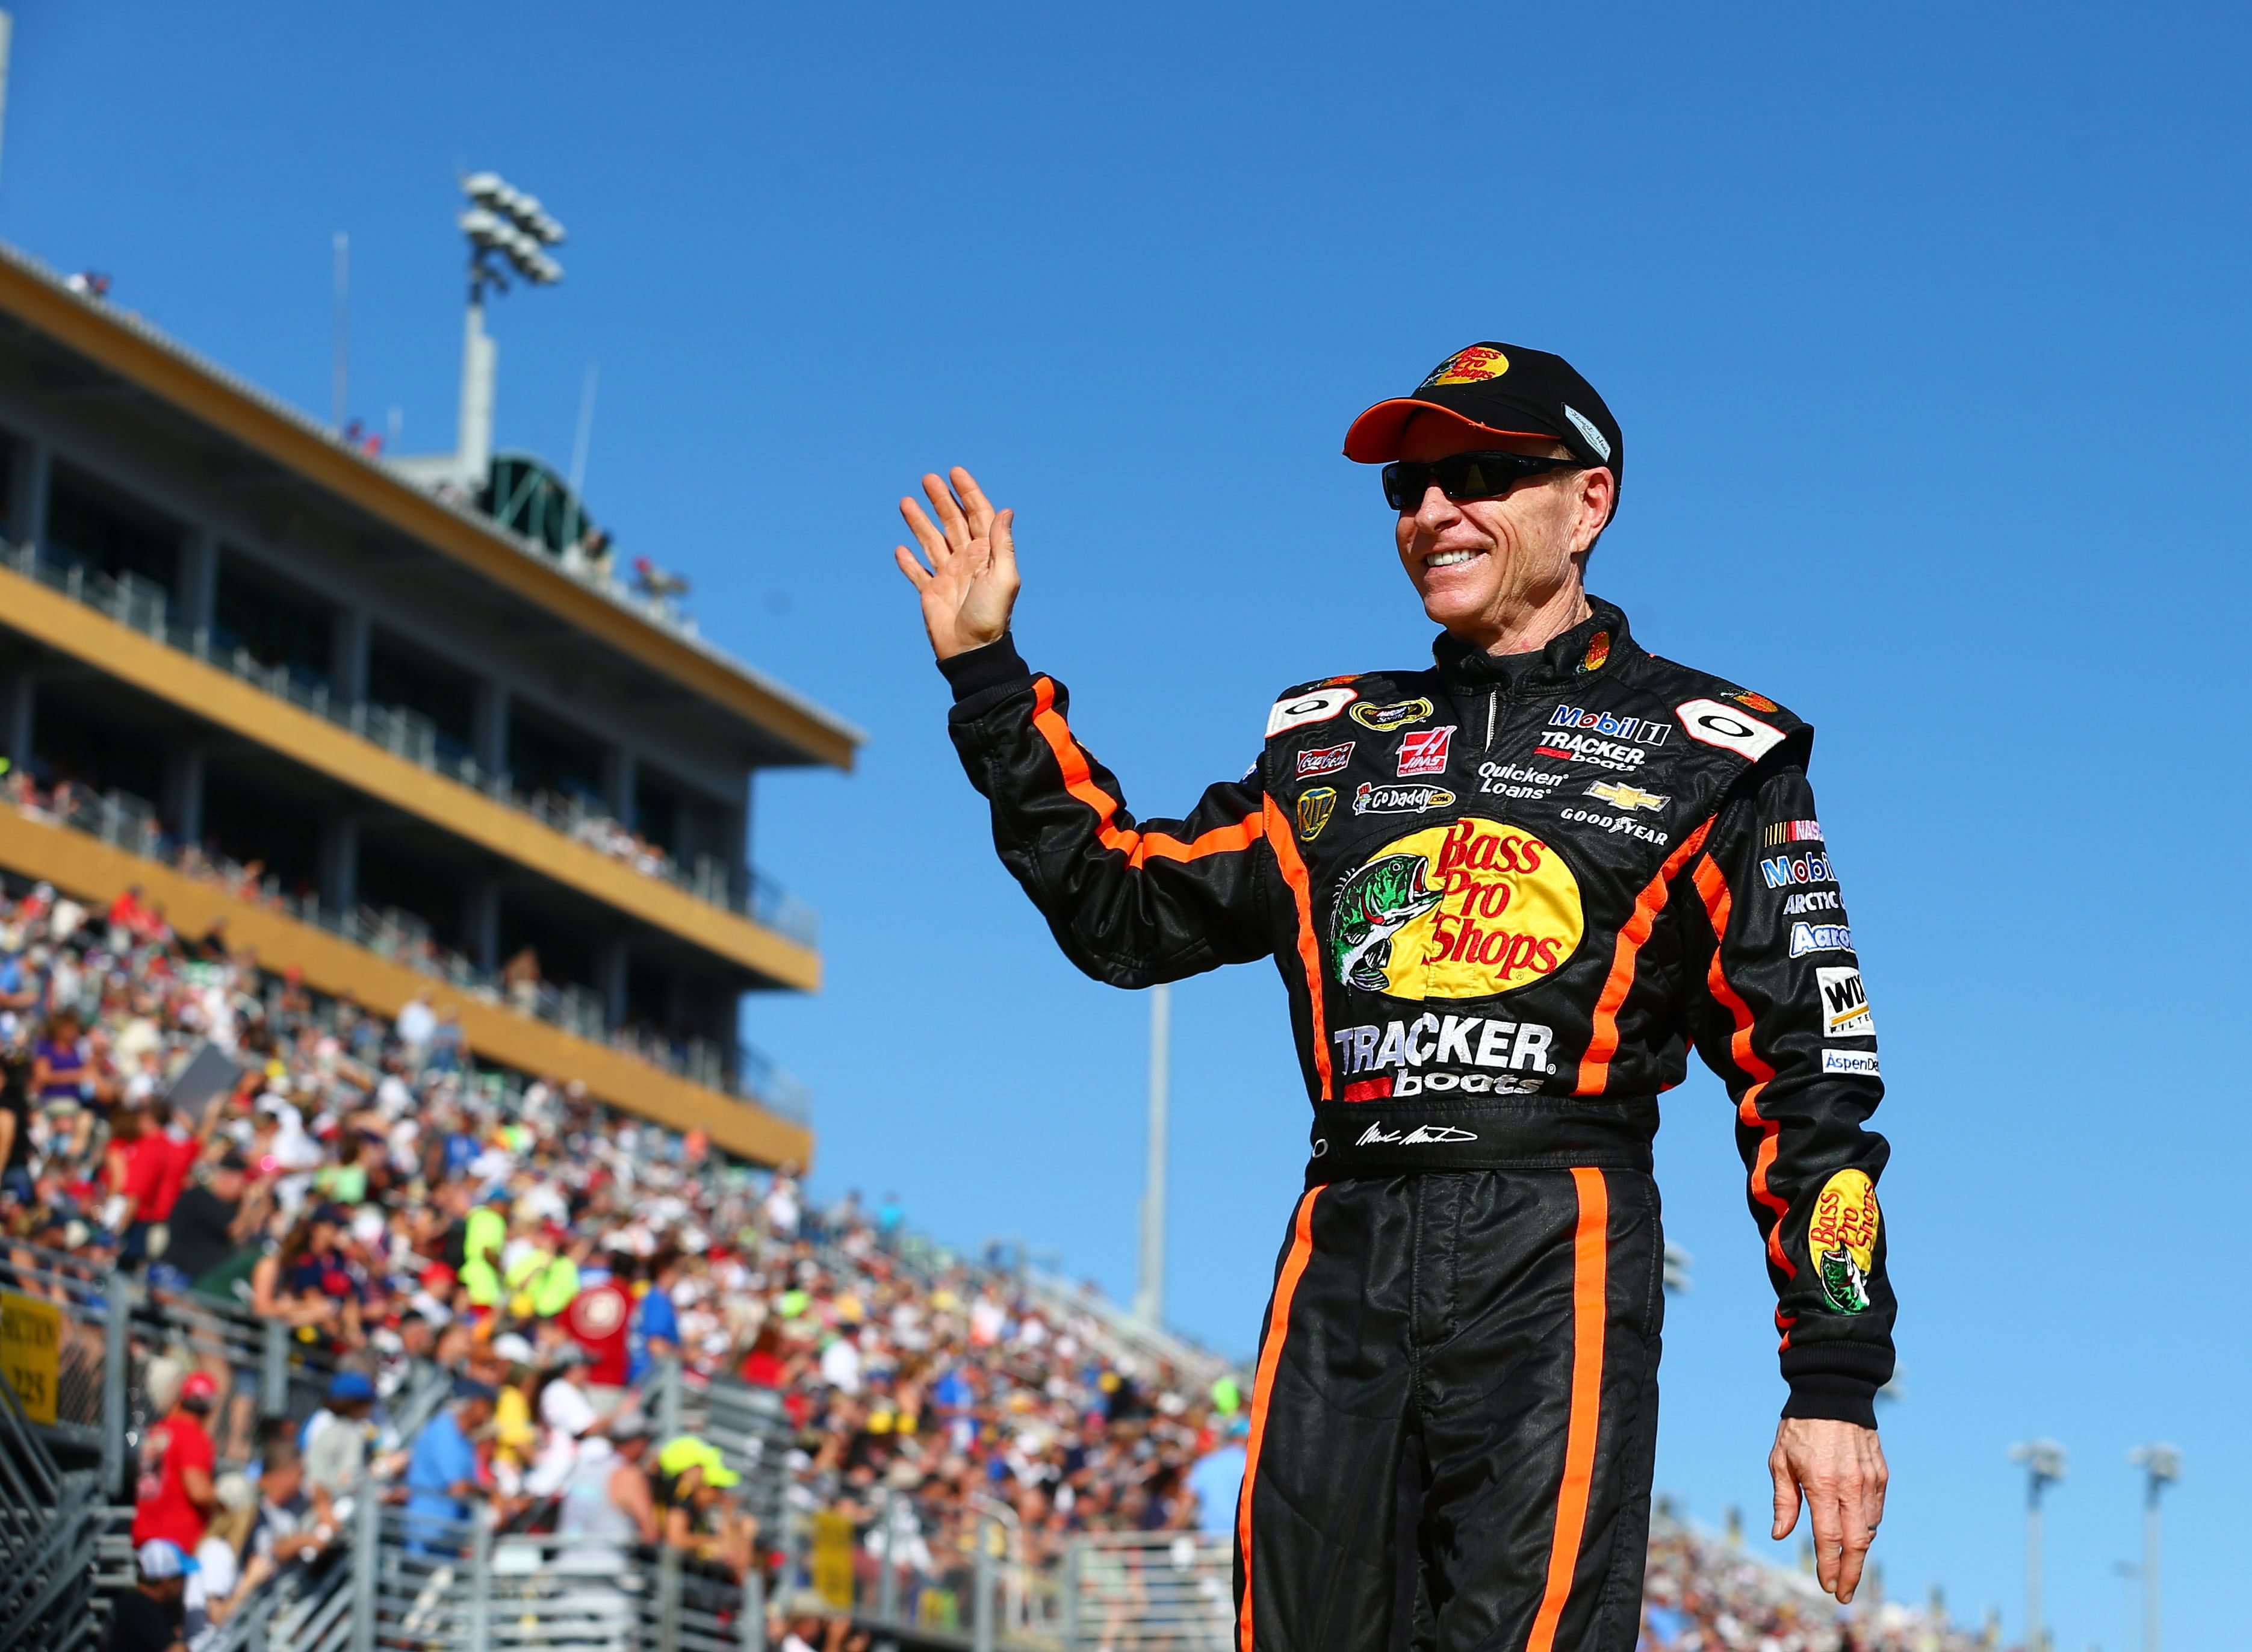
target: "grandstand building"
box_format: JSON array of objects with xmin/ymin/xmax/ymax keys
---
[{"xmin": 0, "ymin": 240, "xmax": 857, "ymax": 1165}]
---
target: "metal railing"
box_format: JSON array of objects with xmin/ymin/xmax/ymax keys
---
[
  {"xmin": 0, "ymin": 1355, "xmax": 110, "ymax": 1652},
  {"xmin": 5, "ymin": 780, "xmax": 813, "ymax": 1123},
  {"xmin": 5, "ymin": 537, "xmax": 819, "ymax": 946},
  {"xmin": 1060, "ymin": 1532, "xmax": 1231, "ymax": 1652}
]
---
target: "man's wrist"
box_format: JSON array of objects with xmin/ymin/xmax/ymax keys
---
[
  {"xmin": 937, "ymin": 632, "xmax": 1031, "ymax": 703},
  {"xmin": 1781, "ymin": 1372, "xmax": 1880, "ymax": 1431}
]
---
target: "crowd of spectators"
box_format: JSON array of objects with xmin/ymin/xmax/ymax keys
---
[
  {"xmin": 0, "ymin": 871, "xmax": 1982, "ymax": 1652},
  {"xmin": 0, "ymin": 872, "xmax": 1239, "ymax": 1651},
  {"xmin": 1640, "ymin": 1515, "xmax": 1983, "ymax": 1652},
  {"xmin": 0, "ymin": 765, "xmax": 754, "ymax": 1104}
]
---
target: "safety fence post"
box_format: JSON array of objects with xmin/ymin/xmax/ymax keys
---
[
  {"xmin": 467, "ymin": 1511, "xmax": 493, "ymax": 1652},
  {"xmin": 261, "ymin": 1318, "xmax": 289, "ymax": 1418},
  {"xmin": 350, "ymin": 1485, "xmax": 380, "ymax": 1652},
  {"xmin": 740, "ymin": 1560, "xmax": 765, "ymax": 1652},
  {"xmin": 657, "ymin": 1542, "xmax": 683, "ymax": 1652},
  {"xmin": 876, "ymin": 1486, "xmax": 898, "ymax": 1624},
  {"xmin": 656, "ymin": 1356, "xmax": 683, "ymax": 1441},
  {"xmin": 101, "ymin": 1264, "xmax": 129, "ymax": 1494},
  {"xmin": 1062, "ymin": 1541, "xmax": 1081, "ymax": 1652},
  {"xmin": 973, "ymin": 1508, "xmax": 997, "ymax": 1652}
]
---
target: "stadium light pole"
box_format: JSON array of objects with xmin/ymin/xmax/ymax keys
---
[
  {"xmin": 2127, "ymin": 1443, "xmax": 2180, "ymax": 1652},
  {"xmin": 2009, "ymin": 1439, "xmax": 2067, "ymax": 1652},
  {"xmin": 451, "ymin": 172, "xmax": 565, "ymax": 489},
  {"xmin": 1133, "ymin": 983, "xmax": 1170, "ymax": 1328}
]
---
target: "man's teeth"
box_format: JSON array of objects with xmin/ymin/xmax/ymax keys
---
[{"xmin": 1427, "ymin": 549, "xmax": 1482, "ymax": 568}]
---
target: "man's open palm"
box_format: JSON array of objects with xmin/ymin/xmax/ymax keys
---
[{"xmin": 896, "ymin": 467, "xmax": 1019, "ymax": 661}]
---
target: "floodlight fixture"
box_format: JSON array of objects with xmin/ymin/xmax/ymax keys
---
[
  {"xmin": 2009, "ymin": 1438, "xmax": 2067, "ymax": 1493},
  {"xmin": 458, "ymin": 170, "xmax": 566, "ymax": 294}
]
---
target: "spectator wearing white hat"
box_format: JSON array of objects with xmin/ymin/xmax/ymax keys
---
[{"xmin": 109, "ymin": 1540, "xmax": 194, "ymax": 1652}]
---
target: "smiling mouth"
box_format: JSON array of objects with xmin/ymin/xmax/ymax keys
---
[{"xmin": 1425, "ymin": 548, "xmax": 1486, "ymax": 570}]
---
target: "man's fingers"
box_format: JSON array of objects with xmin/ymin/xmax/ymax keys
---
[
  {"xmin": 952, "ymin": 467, "xmax": 996, "ymax": 537},
  {"xmin": 1806, "ymin": 1476, "xmax": 1847, "ymax": 1594},
  {"xmin": 989, "ymin": 507, "xmax": 1017, "ymax": 574},
  {"xmin": 1768, "ymin": 1444, "xmax": 1800, "ymax": 1541},
  {"xmin": 922, "ymin": 471, "xmax": 973, "ymax": 548},
  {"xmin": 892, "ymin": 545, "xmax": 932, "ymax": 591},
  {"xmin": 1860, "ymin": 1439, "xmax": 1890, "ymax": 1535},
  {"xmin": 899, "ymin": 497, "xmax": 951, "ymax": 565},
  {"xmin": 1833, "ymin": 1524, "xmax": 1869, "ymax": 1604}
]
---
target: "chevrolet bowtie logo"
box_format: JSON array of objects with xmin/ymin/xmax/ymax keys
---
[{"xmin": 1587, "ymin": 780, "xmax": 1669, "ymax": 812}]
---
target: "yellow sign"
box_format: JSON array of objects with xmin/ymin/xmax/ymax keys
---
[
  {"xmin": 811, "ymin": 1510, "xmax": 858, "ymax": 1609},
  {"xmin": 1, "ymin": 1290, "xmax": 61, "ymax": 1425},
  {"xmin": 1330, "ymin": 818, "xmax": 1583, "ymax": 1000}
]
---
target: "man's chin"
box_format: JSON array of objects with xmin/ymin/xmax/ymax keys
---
[{"xmin": 1418, "ymin": 591, "xmax": 1493, "ymax": 632}]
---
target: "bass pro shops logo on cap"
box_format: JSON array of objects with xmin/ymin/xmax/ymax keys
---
[{"xmin": 1422, "ymin": 346, "xmax": 1509, "ymax": 386}]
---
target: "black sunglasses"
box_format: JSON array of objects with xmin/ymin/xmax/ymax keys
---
[{"xmin": 1382, "ymin": 451, "xmax": 1585, "ymax": 512}]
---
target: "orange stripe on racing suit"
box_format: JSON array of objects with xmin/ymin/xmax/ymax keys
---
[
  {"xmin": 1575, "ymin": 816, "xmax": 1716, "ymax": 1095},
  {"xmin": 1525, "ymin": 1167, "xmax": 1611, "ymax": 1652},
  {"xmin": 1236, "ymin": 1186, "xmax": 1323, "ymax": 1652},
  {"xmin": 1261, "ymin": 800, "xmax": 1332, "ymax": 1101},
  {"xmin": 1030, "ymin": 677, "xmax": 1263, "ymax": 867},
  {"xmin": 1690, "ymin": 854, "xmax": 1795, "ymax": 1279}
]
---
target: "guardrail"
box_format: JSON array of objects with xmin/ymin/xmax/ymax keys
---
[
  {"xmin": 0, "ymin": 1356, "xmax": 110, "ymax": 1652},
  {"xmin": 3, "ymin": 537, "xmax": 819, "ymax": 946},
  {"xmin": 5, "ymin": 781, "xmax": 813, "ymax": 1122},
  {"xmin": 1060, "ymin": 1531, "xmax": 1231, "ymax": 1652}
]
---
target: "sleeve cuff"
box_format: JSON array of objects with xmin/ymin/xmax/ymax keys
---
[
  {"xmin": 937, "ymin": 633, "xmax": 1032, "ymax": 704},
  {"xmin": 1780, "ymin": 1372, "xmax": 1881, "ymax": 1430}
]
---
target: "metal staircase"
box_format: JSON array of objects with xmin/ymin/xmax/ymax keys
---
[{"xmin": 0, "ymin": 1361, "xmax": 111, "ymax": 1651}]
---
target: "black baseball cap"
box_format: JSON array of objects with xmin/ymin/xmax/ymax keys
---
[{"xmin": 1342, "ymin": 343, "xmax": 1623, "ymax": 489}]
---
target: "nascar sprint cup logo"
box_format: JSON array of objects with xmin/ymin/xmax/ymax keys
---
[{"xmin": 1327, "ymin": 817, "xmax": 1583, "ymax": 999}]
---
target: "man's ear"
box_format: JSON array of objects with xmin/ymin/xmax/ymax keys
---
[{"xmin": 1574, "ymin": 467, "xmax": 1617, "ymax": 554}]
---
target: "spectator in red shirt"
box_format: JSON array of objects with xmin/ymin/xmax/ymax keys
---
[
  {"xmin": 565, "ymin": 1258, "xmax": 633, "ymax": 1403},
  {"xmin": 132, "ymin": 1370, "xmax": 218, "ymax": 1551},
  {"xmin": 107, "ymin": 1105, "xmax": 170, "ymax": 1264},
  {"xmin": 144, "ymin": 1102, "xmax": 197, "ymax": 1225}
]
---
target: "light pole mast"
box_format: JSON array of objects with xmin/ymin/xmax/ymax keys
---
[
  {"xmin": 2009, "ymin": 1440, "xmax": 2067, "ymax": 1652},
  {"xmin": 2128, "ymin": 1444, "xmax": 2181, "ymax": 1652},
  {"xmin": 450, "ymin": 173, "xmax": 566, "ymax": 491},
  {"xmin": 1133, "ymin": 983, "xmax": 1170, "ymax": 1327}
]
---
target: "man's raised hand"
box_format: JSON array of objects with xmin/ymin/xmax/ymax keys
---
[{"xmin": 895, "ymin": 467, "xmax": 1019, "ymax": 662}]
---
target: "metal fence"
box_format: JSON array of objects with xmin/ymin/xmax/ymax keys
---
[
  {"xmin": 5, "ymin": 536, "xmax": 820, "ymax": 947},
  {"xmin": 8, "ymin": 778, "xmax": 813, "ymax": 1122},
  {"xmin": 1060, "ymin": 1532, "xmax": 1232, "ymax": 1652},
  {"xmin": 0, "ymin": 1353, "xmax": 111, "ymax": 1651}
]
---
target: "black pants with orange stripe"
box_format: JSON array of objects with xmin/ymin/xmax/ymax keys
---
[{"xmin": 1233, "ymin": 1168, "xmax": 1663, "ymax": 1652}]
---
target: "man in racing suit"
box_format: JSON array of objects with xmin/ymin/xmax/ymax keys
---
[{"xmin": 894, "ymin": 341, "xmax": 1891, "ymax": 1651}]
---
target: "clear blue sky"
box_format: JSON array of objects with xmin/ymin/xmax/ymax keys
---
[{"xmin": 8, "ymin": 4, "xmax": 2248, "ymax": 1643}]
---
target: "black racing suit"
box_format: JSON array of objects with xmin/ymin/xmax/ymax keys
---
[{"xmin": 941, "ymin": 597, "xmax": 1893, "ymax": 1652}]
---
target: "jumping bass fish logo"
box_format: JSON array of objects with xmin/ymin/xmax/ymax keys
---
[
  {"xmin": 1352, "ymin": 698, "xmax": 1433, "ymax": 733},
  {"xmin": 1580, "ymin": 632, "xmax": 1610, "ymax": 674},
  {"xmin": 1328, "ymin": 855, "xmax": 1445, "ymax": 992},
  {"xmin": 1424, "ymin": 346, "xmax": 1508, "ymax": 385},
  {"xmin": 1327, "ymin": 818, "xmax": 1584, "ymax": 999},
  {"xmin": 1295, "ymin": 787, "xmax": 1338, "ymax": 842},
  {"xmin": 1808, "ymin": 1168, "xmax": 1879, "ymax": 1314}
]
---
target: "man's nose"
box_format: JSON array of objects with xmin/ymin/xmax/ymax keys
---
[{"xmin": 1414, "ymin": 484, "xmax": 1460, "ymax": 528}]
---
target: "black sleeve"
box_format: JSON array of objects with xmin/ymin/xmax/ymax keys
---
[
  {"xmin": 943, "ymin": 634, "xmax": 1280, "ymax": 987},
  {"xmin": 1684, "ymin": 762, "xmax": 1895, "ymax": 1429}
]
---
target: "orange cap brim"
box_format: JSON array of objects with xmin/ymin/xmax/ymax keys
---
[{"xmin": 1341, "ymin": 399, "xmax": 1557, "ymax": 464}]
